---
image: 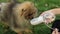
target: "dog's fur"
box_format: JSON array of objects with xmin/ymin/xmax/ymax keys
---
[
  {"xmin": 51, "ymin": 20, "xmax": 60, "ymax": 33},
  {"xmin": 11, "ymin": 1, "xmax": 37, "ymax": 34},
  {"xmin": 0, "ymin": 1, "xmax": 37, "ymax": 34}
]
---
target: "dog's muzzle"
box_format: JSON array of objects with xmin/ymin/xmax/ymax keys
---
[{"xmin": 25, "ymin": 13, "xmax": 34, "ymax": 20}]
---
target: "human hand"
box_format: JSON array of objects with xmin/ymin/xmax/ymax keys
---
[
  {"xmin": 52, "ymin": 28, "xmax": 59, "ymax": 34},
  {"xmin": 40, "ymin": 11, "xmax": 56, "ymax": 24}
]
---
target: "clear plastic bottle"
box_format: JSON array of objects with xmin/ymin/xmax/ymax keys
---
[{"xmin": 30, "ymin": 11, "xmax": 55, "ymax": 25}]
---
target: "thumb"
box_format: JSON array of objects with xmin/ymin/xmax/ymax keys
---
[
  {"xmin": 55, "ymin": 28, "xmax": 59, "ymax": 34},
  {"xmin": 52, "ymin": 31, "xmax": 56, "ymax": 34}
]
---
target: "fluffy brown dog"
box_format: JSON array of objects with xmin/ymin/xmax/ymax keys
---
[
  {"xmin": 0, "ymin": 1, "xmax": 38, "ymax": 34},
  {"xmin": 12, "ymin": 1, "xmax": 37, "ymax": 34}
]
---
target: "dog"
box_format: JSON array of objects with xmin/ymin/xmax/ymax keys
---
[
  {"xmin": 0, "ymin": 1, "xmax": 38, "ymax": 34},
  {"xmin": 51, "ymin": 20, "xmax": 60, "ymax": 34},
  {"xmin": 11, "ymin": 1, "xmax": 38, "ymax": 34}
]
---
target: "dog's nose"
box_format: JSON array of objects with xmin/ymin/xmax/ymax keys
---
[
  {"xmin": 32, "ymin": 17, "xmax": 33, "ymax": 19},
  {"xmin": 28, "ymin": 14, "xmax": 32, "ymax": 16},
  {"xmin": 30, "ymin": 17, "xmax": 33, "ymax": 19}
]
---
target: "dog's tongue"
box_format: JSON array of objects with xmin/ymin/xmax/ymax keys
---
[{"xmin": 30, "ymin": 16, "xmax": 44, "ymax": 25}]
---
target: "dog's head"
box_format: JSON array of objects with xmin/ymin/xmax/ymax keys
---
[{"xmin": 15, "ymin": 1, "xmax": 38, "ymax": 20}]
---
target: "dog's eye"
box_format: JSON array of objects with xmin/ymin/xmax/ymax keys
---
[{"xmin": 22, "ymin": 9, "xmax": 27, "ymax": 12}]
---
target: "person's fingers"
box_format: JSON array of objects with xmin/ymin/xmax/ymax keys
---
[
  {"xmin": 52, "ymin": 31, "xmax": 56, "ymax": 34},
  {"xmin": 40, "ymin": 11, "xmax": 55, "ymax": 24},
  {"xmin": 52, "ymin": 28, "xmax": 59, "ymax": 34},
  {"xmin": 44, "ymin": 18, "xmax": 51, "ymax": 24},
  {"xmin": 55, "ymin": 28, "xmax": 59, "ymax": 34}
]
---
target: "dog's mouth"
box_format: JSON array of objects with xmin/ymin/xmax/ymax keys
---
[{"xmin": 25, "ymin": 13, "xmax": 34, "ymax": 20}]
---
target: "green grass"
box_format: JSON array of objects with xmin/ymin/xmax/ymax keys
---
[{"xmin": 0, "ymin": 0, "xmax": 60, "ymax": 34}]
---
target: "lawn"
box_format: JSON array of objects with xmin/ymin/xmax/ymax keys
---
[{"xmin": 0, "ymin": 0, "xmax": 60, "ymax": 34}]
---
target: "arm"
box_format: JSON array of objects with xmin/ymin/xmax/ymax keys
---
[
  {"xmin": 46, "ymin": 8, "xmax": 60, "ymax": 15},
  {"xmin": 40, "ymin": 8, "xmax": 60, "ymax": 24}
]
